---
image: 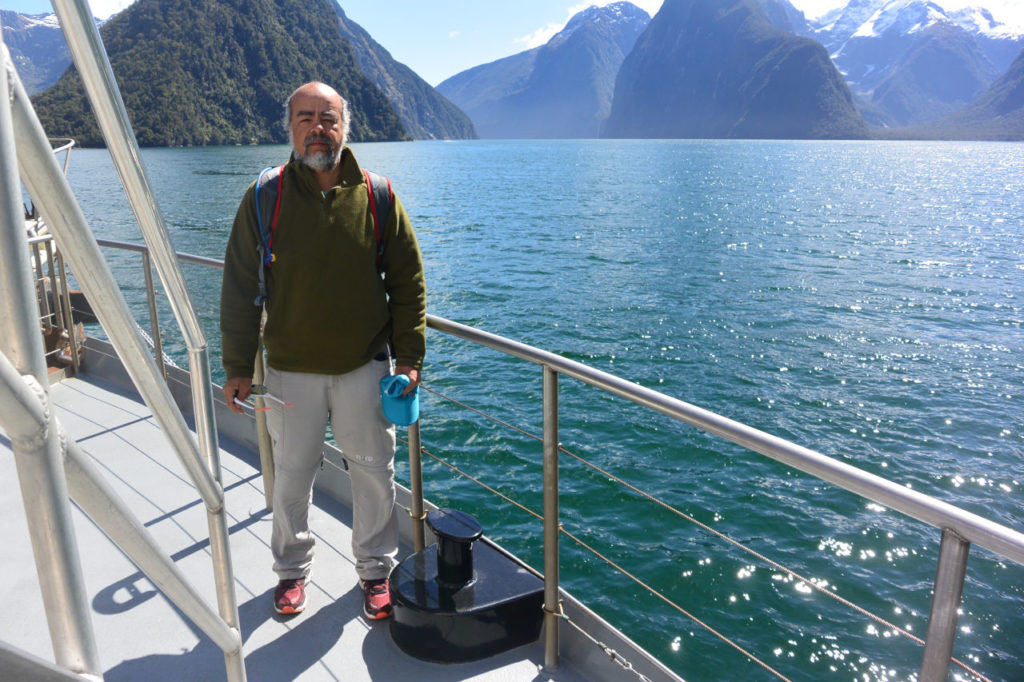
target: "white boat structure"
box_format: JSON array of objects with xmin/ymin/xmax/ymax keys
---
[{"xmin": 2, "ymin": 3, "xmax": 1023, "ymax": 681}]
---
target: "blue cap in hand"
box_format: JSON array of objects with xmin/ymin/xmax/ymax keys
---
[{"xmin": 380, "ymin": 374, "xmax": 419, "ymax": 426}]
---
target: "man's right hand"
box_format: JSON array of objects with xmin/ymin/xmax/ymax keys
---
[{"xmin": 223, "ymin": 377, "xmax": 253, "ymax": 414}]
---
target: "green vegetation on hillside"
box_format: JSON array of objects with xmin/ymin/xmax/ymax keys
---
[{"xmin": 32, "ymin": 0, "xmax": 406, "ymax": 147}]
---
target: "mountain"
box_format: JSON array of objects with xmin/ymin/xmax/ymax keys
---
[
  {"xmin": 0, "ymin": 11, "xmax": 92, "ymax": 95},
  {"xmin": 916, "ymin": 46, "xmax": 1024, "ymax": 139},
  {"xmin": 331, "ymin": 4, "xmax": 475, "ymax": 140},
  {"xmin": 29, "ymin": 0, "xmax": 406, "ymax": 147},
  {"xmin": 870, "ymin": 21, "xmax": 1000, "ymax": 127},
  {"xmin": 757, "ymin": 0, "xmax": 811, "ymax": 36},
  {"xmin": 809, "ymin": 0, "xmax": 1024, "ymax": 127},
  {"xmin": 602, "ymin": 0, "xmax": 868, "ymax": 139},
  {"xmin": 437, "ymin": 2, "xmax": 650, "ymax": 138}
]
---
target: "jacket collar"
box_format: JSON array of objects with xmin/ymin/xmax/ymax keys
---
[{"xmin": 288, "ymin": 146, "xmax": 364, "ymax": 193}]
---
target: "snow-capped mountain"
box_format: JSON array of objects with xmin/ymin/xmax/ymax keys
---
[
  {"xmin": 438, "ymin": 2, "xmax": 651, "ymax": 138},
  {"xmin": 806, "ymin": 0, "xmax": 1024, "ymax": 126},
  {"xmin": 1, "ymin": 11, "xmax": 78, "ymax": 94}
]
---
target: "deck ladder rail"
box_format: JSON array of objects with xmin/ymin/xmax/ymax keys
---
[
  {"xmin": 87, "ymin": 236, "xmax": 1024, "ymax": 682},
  {"xmin": 0, "ymin": 5, "xmax": 245, "ymax": 681}
]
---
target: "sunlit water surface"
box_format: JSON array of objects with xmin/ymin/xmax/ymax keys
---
[{"xmin": 62, "ymin": 139, "xmax": 1022, "ymax": 681}]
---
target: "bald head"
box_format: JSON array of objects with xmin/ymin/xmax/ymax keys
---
[{"xmin": 284, "ymin": 81, "xmax": 351, "ymax": 171}]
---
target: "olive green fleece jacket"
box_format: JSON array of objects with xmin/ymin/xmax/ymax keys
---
[{"xmin": 220, "ymin": 148, "xmax": 426, "ymax": 379}]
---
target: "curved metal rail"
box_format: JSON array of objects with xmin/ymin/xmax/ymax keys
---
[
  {"xmin": 0, "ymin": 3, "xmax": 245, "ymax": 679},
  {"xmin": 80, "ymin": 238, "xmax": 1024, "ymax": 682}
]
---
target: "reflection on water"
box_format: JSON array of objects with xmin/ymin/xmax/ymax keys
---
[{"xmin": 63, "ymin": 139, "xmax": 1022, "ymax": 681}]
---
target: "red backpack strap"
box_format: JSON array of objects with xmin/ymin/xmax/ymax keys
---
[{"xmin": 363, "ymin": 169, "xmax": 394, "ymax": 269}]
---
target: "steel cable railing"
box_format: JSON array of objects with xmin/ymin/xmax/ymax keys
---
[
  {"xmin": 407, "ymin": 383, "xmax": 992, "ymax": 682},
  {"xmin": 84, "ymin": 231, "xmax": 1024, "ymax": 682}
]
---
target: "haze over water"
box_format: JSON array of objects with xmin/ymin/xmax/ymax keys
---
[{"xmin": 68, "ymin": 139, "xmax": 1023, "ymax": 681}]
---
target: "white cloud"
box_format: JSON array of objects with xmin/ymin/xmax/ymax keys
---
[
  {"xmin": 789, "ymin": 0, "xmax": 847, "ymax": 21},
  {"xmin": 517, "ymin": 1, "xmax": 666, "ymax": 49},
  {"xmin": 790, "ymin": 0, "xmax": 1024, "ymax": 27},
  {"xmin": 88, "ymin": 0, "xmax": 135, "ymax": 20},
  {"xmin": 629, "ymin": 0, "xmax": 665, "ymax": 16},
  {"xmin": 515, "ymin": 21, "xmax": 565, "ymax": 48}
]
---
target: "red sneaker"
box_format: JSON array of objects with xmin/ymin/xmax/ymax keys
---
[
  {"xmin": 274, "ymin": 578, "xmax": 307, "ymax": 615},
  {"xmin": 361, "ymin": 578, "xmax": 393, "ymax": 620}
]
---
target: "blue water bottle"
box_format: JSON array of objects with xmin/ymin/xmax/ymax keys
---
[{"xmin": 380, "ymin": 374, "xmax": 420, "ymax": 426}]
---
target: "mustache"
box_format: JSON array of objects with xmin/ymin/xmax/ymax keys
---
[{"xmin": 304, "ymin": 134, "xmax": 334, "ymax": 148}]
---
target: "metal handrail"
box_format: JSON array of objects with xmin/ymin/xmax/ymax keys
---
[
  {"xmin": 89, "ymin": 238, "xmax": 1024, "ymax": 681},
  {"xmin": 1, "ymin": 3, "xmax": 245, "ymax": 679},
  {"xmin": 46, "ymin": 6, "xmax": 241, "ymax": 675}
]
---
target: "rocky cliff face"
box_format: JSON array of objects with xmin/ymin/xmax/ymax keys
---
[
  {"xmin": 437, "ymin": 2, "xmax": 650, "ymax": 138},
  {"xmin": 333, "ymin": 4, "xmax": 476, "ymax": 140},
  {"xmin": 1, "ymin": 11, "xmax": 87, "ymax": 95},
  {"xmin": 921, "ymin": 47, "xmax": 1024, "ymax": 139},
  {"xmin": 602, "ymin": 0, "xmax": 868, "ymax": 139},
  {"xmin": 809, "ymin": 0, "xmax": 1024, "ymax": 127}
]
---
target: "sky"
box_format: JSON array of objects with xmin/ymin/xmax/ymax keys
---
[{"xmin": 2, "ymin": 0, "xmax": 1024, "ymax": 85}]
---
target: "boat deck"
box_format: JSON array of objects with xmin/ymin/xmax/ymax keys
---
[{"xmin": 1, "ymin": 365, "xmax": 588, "ymax": 681}]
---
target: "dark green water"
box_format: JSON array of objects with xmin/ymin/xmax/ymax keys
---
[{"xmin": 65, "ymin": 139, "xmax": 1022, "ymax": 681}]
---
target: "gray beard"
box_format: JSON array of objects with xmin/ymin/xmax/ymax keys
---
[{"xmin": 296, "ymin": 146, "xmax": 342, "ymax": 172}]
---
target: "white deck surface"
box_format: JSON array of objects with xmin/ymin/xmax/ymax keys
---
[{"xmin": 1, "ymin": 370, "xmax": 588, "ymax": 681}]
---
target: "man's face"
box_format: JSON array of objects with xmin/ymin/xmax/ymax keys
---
[{"xmin": 290, "ymin": 86, "xmax": 345, "ymax": 171}]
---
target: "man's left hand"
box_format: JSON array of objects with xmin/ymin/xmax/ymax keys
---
[{"xmin": 395, "ymin": 365, "xmax": 420, "ymax": 395}]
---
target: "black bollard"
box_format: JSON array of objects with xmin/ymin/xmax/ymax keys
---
[{"xmin": 426, "ymin": 508, "xmax": 483, "ymax": 587}]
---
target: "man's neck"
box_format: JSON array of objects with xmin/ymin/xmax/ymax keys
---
[{"xmin": 311, "ymin": 166, "xmax": 342, "ymax": 192}]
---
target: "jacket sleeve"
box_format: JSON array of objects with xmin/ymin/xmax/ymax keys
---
[
  {"xmin": 381, "ymin": 194, "xmax": 427, "ymax": 370},
  {"xmin": 219, "ymin": 183, "xmax": 264, "ymax": 379}
]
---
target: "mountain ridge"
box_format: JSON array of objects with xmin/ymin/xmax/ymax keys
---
[
  {"xmin": 30, "ymin": 0, "xmax": 407, "ymax": 147},
  {"xmin": 603, "ymin": 0, "xmax": 868, "ymax": 139},
  {"xmin": 331, "ymin": 4, "xmax": 476, "ymax": 140},
  {"xmin": 437, "ymin": 2, "xmax": 650, "ymax": 139}
]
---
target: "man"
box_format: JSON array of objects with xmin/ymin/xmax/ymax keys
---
[{"xmin": 220, "ymin": 81, "xmax": 426, "ymax": 620}]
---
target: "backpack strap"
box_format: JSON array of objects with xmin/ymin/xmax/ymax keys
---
[
  {"xmin": 251, "ymin": 165, "xmax": 392, "ymax": 307},
  {"xmin": 363, "ymin": 169, "xmax": 393, "ymax": 270},
  {"xmin": 253, "ymin": 165, "xmax": 284, "ymax": 306}
]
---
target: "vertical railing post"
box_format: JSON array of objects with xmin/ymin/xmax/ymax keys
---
[
  {"xmin": 920, "ymin": 528, "xmax": 970, "ymax": 681},
  {"xmin": 47, "ymin": 3, "xmax": 245, "ymax": 677},
  {"xmin": 0, "ymin": 30, "xmax": 101, "ymax": 677},
  {"xmin": 44, "ymin": 243, "xmax": 67, "ymax": 341},
  {"xmin": 253, "ymin": 339, "xmax": 274, "ymax": 510},
  {"xmin": 141, "ymin": 250, "xmax": 166, "ymax": 380},
  {"xmin": 408, "ymin": 420, "xmax": 426, "ymax": 552},
  {"xmin": 31, "ymin": 242, "xmax": 52, "ymax": 332},
  {"xmin": 55, "ymin": 250, "xmax": 80, "ymax": 374},
  {"xmin": 542, "ymin": 365, "xmax": 560, "ymax": 670}
]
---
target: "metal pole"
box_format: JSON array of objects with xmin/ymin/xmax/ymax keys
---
[
  {"xmin": 31, "ymin": 241, "xmax": 52, "ymax": 332},
  {"xmin": 542, "ymin": 365, "xmax": 560, "ymax": 670},
  {"xmin": 919, "ymin": 529, "xmax": 970, "ymax": 681},
  {"xmin": 46, "ymin": 8, "xmax": 243, "ymax": 676},
  {"xmin": 8, "ymin": 56, "xmax": 225, "ymax": 512},
  {"xmin": 0, "ymin": 352, "xmax": 242, "ymax": 659},
  {"xmin": 189, "ymin": 344, "xmax": 243, "ymax": 660},
  {"xmin": 64, "ymin": 437, "xmax": 243, "ymax": 657},
  {"xmin": 45, "ymin": 242, "xmax": 66, "ymax": 340},
  {"xmin": 0, "ymin": 640, "xmax": 87, "ymax": 682},
  {"xmin": 55, "ymin": 250, "xmax": 80, "ymax": 374},
  {"xmin": 0, "ymin": 31, "xmax": 101, "ymax": 677},
  {"xmin": 48, "ymin": 0, "xmax": 205, "ymax": 348},
  {"xmin": 427, "ymin": 315, "xmax": 1024, "ymax": 568},
  {"xmin": 408, "ymin": 420, "xmax": 426, "ymax": 552},
  {"xmin": 141, "ymin": 250, "xmax": 166, "ymax": 380},
  {"xmin": 253, "ymin": 341, "xmax": 274, "ymax": 510}
]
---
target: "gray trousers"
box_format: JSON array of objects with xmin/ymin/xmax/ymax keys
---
[{"xmin": 265, "ymin": 359, "xmax": 398, "ymax": 582}]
